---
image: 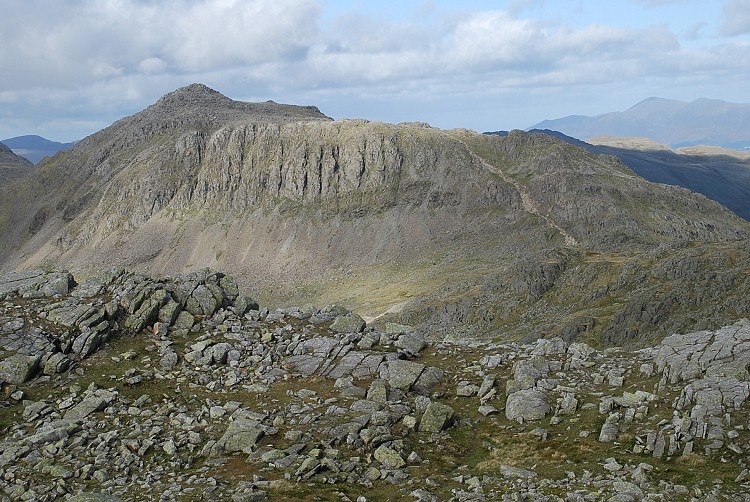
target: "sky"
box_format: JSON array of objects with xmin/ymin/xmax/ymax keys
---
[{"xmin": 1, "ymin": 0, "xmax": 749, "ymax": 142}]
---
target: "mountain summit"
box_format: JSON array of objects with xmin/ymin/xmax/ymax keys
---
[
  {"xmin": 530, "ymin": 97, "xmax": 750, "ymax": 149},
  {"xmin": 1, "ymin": 85, "xmax": 749, "ymax": 346},
  {"xmin": 0, "ymin": 142, "xmax": 33, "ymax": 184}
]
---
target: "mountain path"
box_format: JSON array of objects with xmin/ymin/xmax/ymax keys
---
[{"xmin": 460, "ymin": 141, "xmax": 580, "ymax": 248}]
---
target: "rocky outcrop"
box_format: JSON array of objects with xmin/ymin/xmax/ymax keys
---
[
  {"xmin": 655, "ymin": 319, "xmax": 750, "ymax": 383},
  {"xmin": 0, "ymin": 268, "xmax": 251, "ymax": 384},
  {"xmin": 2, "ymin": 271, "xmax": 750, "ymax": 500}
]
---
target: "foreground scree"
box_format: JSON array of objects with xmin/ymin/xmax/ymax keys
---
[{"xmin": 1, "ymin": 270, "xmax": 749, "ymax": 501}]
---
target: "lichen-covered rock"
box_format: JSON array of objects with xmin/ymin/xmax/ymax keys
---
[
  {"xmin": 0, "ymin": 353, "xmax": 40, "ymax": 383},
  {"xmin": 379, "ymin": 359, "xmax": 425, "ymax": 391},
  {"xmin": 598, "ymin": 412, "xmax": 620, "ymax": 443},
  {"xmin": 64, "ymin": 389, "xmax": 117, "ymax": 420},
  {"xmin": 505, "ymin": 389, "xmax": 551, "ymax": 423},
  {"xmin": 374, "ymin": 445, "xmax": 405, "ymax": 468},
  {"xmin": 330, "ymin": 313, "xmax": 366, "ymax": 333},
  {"xmin": 216, "ymin": 412, "xmax": 267, "ymax": 454},
  {"xmin": 419, "ymin": 401, "xmax": 455, "ymax": 433}
]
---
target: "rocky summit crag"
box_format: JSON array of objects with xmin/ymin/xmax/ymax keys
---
[
  {"xmin": 0, "ymin": 142, "xmax": 32, "ymax": 186},
  {"xmin": 2, "ymin": 270, "xmax": 750, "ymax": 501},
  {"xmin": 0, "ymin": 84, "xmax": 749, "ymax": 347}
]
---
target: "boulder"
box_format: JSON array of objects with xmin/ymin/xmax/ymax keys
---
[
  {"xmin": 330, "ymin": 313, "xmax": 366, "ymax": 333},
  {"xmin": 43, "ymin": 352, "xmax": 71, "ymax": 375},
  {"xmin": 374, "ymin": 445, "xmax": 406, "ymax": 468},
  {"xmin": 395, "ymin": 333, "xmax": 427, "ymax": 354},
  {"xmin": 0, "ymin": 353, "xmax": 40, "ymax": 384},
  {"xmin": 217, "ymin": 415, "xmax": 266, "ymax": 454},
  {"xmin": 419, "ymin": 401, "xmax": 455, "ymax": 432},
  {"xmin": 505, "ymin": 389, "xmax": 550, "ymax": 423},
  {"xmin": 0, "ymin": 270, "xmax": 74, "ymax": 299},
  {"xmin": 379, "ymin": 359, "xmax": 425, "ymax": 391},
  {"xmin": 64, "ymin": 390, "xmax": 117, "ymax": 420},
  {"xmin": 598, "ymin": 412, "xmax": 620, "ymax": 443}
]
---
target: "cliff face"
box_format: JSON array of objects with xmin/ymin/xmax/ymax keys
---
[{"xmin": 1, "ymin": 85, "xmax": 749, "ymax": 346}]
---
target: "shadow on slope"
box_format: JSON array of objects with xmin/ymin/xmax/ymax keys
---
[{"xmin": 487, "ymin": 130, "xmax": 750, "ymax": 221}]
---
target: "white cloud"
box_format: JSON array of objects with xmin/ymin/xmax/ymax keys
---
[
  {"xmin": 138, "ymin": 57, "xmax": 168, "ymax": 74},
  {"xmin": 1, "ymin": 0, "xmax": 749, "ymax": 141},
  {"xmin": 721, "ymin": 0, "xmax": 750, "ymax": 36}
]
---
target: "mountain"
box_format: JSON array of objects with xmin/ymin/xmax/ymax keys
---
[
  {"xmin": 530, "ymin": 97, "xmax": 750, "ymax": 149},
  {"xmin": 1, "ymin": 84, "xmax": 749, "ymax": 347},
  {"xmin": 493, "ymin": 130, "xmax": 750, "ymax": 221},
  {"xmin": 1, "ymin": 134, "xmax": 78, "ymax": 164},
  {"xmin": 0, "ymin": 141, "xmax": 33, "ymax": 185}
]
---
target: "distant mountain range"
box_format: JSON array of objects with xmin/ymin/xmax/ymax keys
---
[
  {"xmin": 530, "ymin": 97, "xmax": 750, "ymax": 149},
  {"xmin": 0, "ymin": 135, "xmax": 77, "ymax": 164}
]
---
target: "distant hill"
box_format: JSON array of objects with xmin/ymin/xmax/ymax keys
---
[
  {"xmin": 1, "ymin": 135, "xmax": 77, "ymax": 164},
  {"xmin": 530, "ymin": 97, "xmax": 750, "ymax": 149},
  {"xmin": 1, "ymin": 84, "xmax": 750, "ymax": 347},
  {"xmin": 487, "ymin": 130, "xmax": 750, "ymax": 221},
  {"xmin": 0, "ymin": 142, "xmax": 33, "ymax": 185}
]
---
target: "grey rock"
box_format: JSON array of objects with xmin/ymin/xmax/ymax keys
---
[
  {"xmin": 0, "ymin": 353, "xmax": 40, "ymax": 383},
  {"xmin": 598, "ymin": 412, "xmax": 620, "ymax": 443},
  {"xmin": 556, "ymin": 392, "xmax": 579, "ymax": 415},
  {"xmin": 71, "ymin": 328, "xmax": 101, "ymax": 358},
  {"xmin": 69, "ymin": 494, "xmax": 123, "ymax": 502},
  {"xmin": 505, "ymin": 389, "xmax": 550, "ymax": 423},
  {"xmin": 374, "ymin": 445, "xmax": 405, "ymax": 468},
  {"xmin": 64, "ymin": 389, "xmax": 117, "ymax": 420},
  {"xmin": 532, "ymin": 337, "xmax": 567, "ymax": 356},
  {"xmin": 379, "ymin": 359, "xmax": 425, "ymax": 391},
  {"xmin": 395, "ymin": 333, "xmax": 427, "ymax": 355},
  {"xmin": 158, "ymin": 299, "xmax": 181, "ymax": 325},
  {"xmin": 512, "ymin": 357, "xmax": 549, "ymax": 390},
  {"xmin": 23, "ymin": 419, "xmax": 81, "ymax": 446},
  {"xmin": 655, "ymin": 320, "xmax": 750, "ymax": 383},
  {"xmin": 500, "ymin": 465, "xmax": 537, "ymax": 478},
  {"xmin": 233, "ymin": 296, "xmax": 259, "ymax": 316},
  {"xmin": 295, "ymin": 456, "xmax": 321, "ymax": 479},
  {"xmin": 283, "ymin": 354, "xmax": 324, "ymax": 377},
  {"xmin": 366, "ymin": 379, "xmax": 388, "ymax": 403},
  {"xmin": 412, "ymin": 366, "xmax": 444, "ymax": 395},
  {"xmin": 217, "ymin": 414, "xmax": 266, "ymax": 454},
  {"xmin": 478, "ymin": 404, "xmax": 498, "ymax": 416},
  {"xmin": 456, "ymin": 381, "xmax": 479, "ymax": 397},
  {"xmin": 330, "ymin": 313, "xmax": 366, "ymax": 333},
  {"xmin": 190, "ymin": 284, "xmax": 223, "ymax": 316},
  {"xmin": 172, "ymin": 310, "xmax": 196, "ymax": 330},
  {"xmin": 162, "ymin": 439, "xmax": 178, "ymax": 455},
  {"xmin": 478, "ymin": 374, "xmax": 496, "ymax": 399},
  {"xmin": 0, "ymin": 270, "xmax": 74, "ymax": 299},
  {"xmin": 384, "ymin": 322, "xmax": 413, "ymax": 334},
  {"xmin": 43, "ymin": 352, "xmax": 71, "ymax": 375},
  {"xmin": 160, "ymin": 350, "xmax": 179, "ymax": 370},
  {"xmin": 419, "ymin": 401, "xmax": 455, "ymax": 433},
  {"xmin": 212, "ymin": 342, "xmax": 234, "ymax": 364}
]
